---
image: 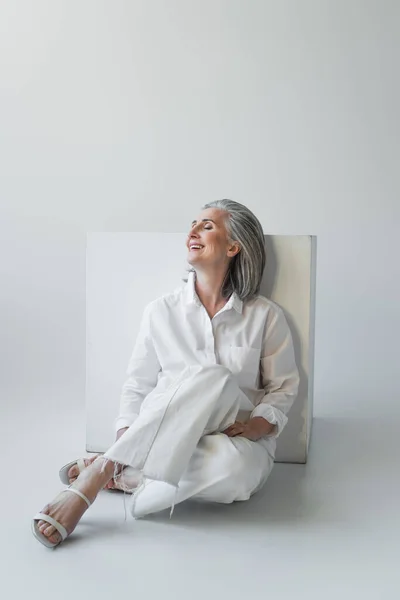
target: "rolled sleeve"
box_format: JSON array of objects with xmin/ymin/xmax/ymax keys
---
[
  {"xmin": 251, "ymin": 403, "xmax": 288, "ymax": 437},
  {"xmin": 115, "ymin": 303, "xmax": 161, "ymax": 433},
  {"xmin": 251, "ymin": 305, "xmax": 300, "ymax": 438}
]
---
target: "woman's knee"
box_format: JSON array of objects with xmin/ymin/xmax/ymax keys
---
[
  {"xmin": 195, "ymin": 451, "xmax": 249, "ymax": 504},
  {"xmin": 198, "ymin": 437, "xmax": 270, "ymax": 503},
  {"xmin": 222, "ymin": 447, "xmax": 249, "ymax": 481},
  {"xmin": 204, "ymin": 438, "xmax": 249, "ymax": 484}
]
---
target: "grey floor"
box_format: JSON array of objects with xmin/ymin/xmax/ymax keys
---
[{"xmin": 1, "ymin": 393, "xmax": 399, "ymax": 600}]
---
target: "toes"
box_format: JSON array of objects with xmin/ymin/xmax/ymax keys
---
[
  {"xmin": 48, "ymin": 531, "xmax": 62, "ymax": 544},
  {"xmin": 68, "ymin": 465, "xmax": 79, "ymax": 479},
  {"xmin": 38, "ymin": 507, "xmax": 51, "ymax": 531},
  {"xmin": 43, "ymin": 524, "xmax": 56, "ymax": 537},
  {"xmin": 39, "ymin": 519, "xmax": 53, "ymax": 534},
  {"xmin": 67, "ymin": 456, "xmax": 98, "ymax": 483},
  {"xmin": 36, "ymin": 522, "xmax": 61, "ymax": 543}
]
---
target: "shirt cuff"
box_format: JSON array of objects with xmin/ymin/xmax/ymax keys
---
[
  {"xmin": 115, "ymin": 413, "xmax": 138, "ymax": 433},
  {"xmin": 250, "ymin": 404, "xmax": 288, "ymax": 438}
]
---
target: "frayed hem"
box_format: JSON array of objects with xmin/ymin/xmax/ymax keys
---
[
  {"xmin": 100, "ymin": 455, "xmax": 180, "ymax": 521},
  {"xmin": 98, "ymin": 456, "xmax": 139, "ymax": 521}
]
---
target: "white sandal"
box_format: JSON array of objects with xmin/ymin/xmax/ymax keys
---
[
  {"xmin": 59, "ymin": 456, "xmax": 127, "ymax": 492},
  {"xmin": 59, "ymin": 457, "xmax": 97, "ymax": 485},
  {"xmin": 32, "ymin": 487, "xmax": 92, "ymax": 548}
]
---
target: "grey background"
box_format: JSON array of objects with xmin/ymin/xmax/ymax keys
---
[
  {"xmin": 0, "ymin": 1, "xmax": 399, "ymax": 598},
  {"xmin": 1, "ymin": 1, "xmax": 398, "ymax": 420}
]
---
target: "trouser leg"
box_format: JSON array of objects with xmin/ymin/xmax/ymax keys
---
[
  {"xmin": 103, "ymin": 364, "xmax": 242, "ymax": 488},
  {"xmin": 132, "ymin": 433, "xmax": 274, "ymax": 518}
]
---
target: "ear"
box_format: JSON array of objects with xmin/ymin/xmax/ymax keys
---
[{"xmin": 227, "ymin": 241, "xmax": 241, "ymax": 258}]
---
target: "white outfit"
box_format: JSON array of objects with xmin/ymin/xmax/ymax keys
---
[{"xmin": 104, "ymin": 272, "xmax": 299, "ymax": 518}]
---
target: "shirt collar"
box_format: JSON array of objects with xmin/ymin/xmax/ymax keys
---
[{"xmin": 184, "ymin": 270, "xmax": 243, "ymax": 314}]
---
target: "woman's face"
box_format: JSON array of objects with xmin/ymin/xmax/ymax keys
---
[{"xmin": 187, "ymin": 208, "xmax": 239, "ymax": 268}]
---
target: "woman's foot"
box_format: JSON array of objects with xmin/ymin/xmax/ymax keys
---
[
  {"xmin": 36, "ymin": 457, "xmax": 115, "ymax": 545},
  {"xmin": 67, "ymin": 455, "xmax": 100, "ymax": 484},
  {"xmin": 67, "ymin": 455, "xmax": 120, "ymax": 490}
]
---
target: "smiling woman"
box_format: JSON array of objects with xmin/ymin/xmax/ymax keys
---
[
  {"xmin": 187, "ymin": 200, "xmax": 267, "ymax": 306},
  {"xmin": 32, "ymin": 199, "xmax": 300, "ymax": 549}
]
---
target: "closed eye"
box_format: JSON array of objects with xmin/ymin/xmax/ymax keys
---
[{"xmin": 191, "ymin": 220, "xmax": 214, "ymax": 230}]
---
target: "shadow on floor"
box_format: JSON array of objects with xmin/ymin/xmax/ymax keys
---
[{"xmin": 124, "ymin": 414, "xmax": 398, "ymax": 533}]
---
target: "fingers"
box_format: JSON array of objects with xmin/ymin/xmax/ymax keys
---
[
  {"xmin": 237, "ymin": 428, "xmax": 257, "ymax": 441},
  {"xmin": 223, "ymin": 421, "xmax": 246, "ymax": 437},
  {"xmin": 224, "ymin": 422, "xmax": 244, "ymax": 434},
  {"xmin": 222, "ymin": 425, "xmax": 234, "ymax": 436}
]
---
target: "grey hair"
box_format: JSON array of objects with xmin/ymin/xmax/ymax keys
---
[{"xmin": 190, "ymin": 199, "xmax": 266, "ymax": 302}]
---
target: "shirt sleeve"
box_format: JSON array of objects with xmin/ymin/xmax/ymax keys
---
[
  {"xmin": 250, "ymin": 305, "xmax": 300, "ymax": 438},
  {"xmin": 115, "ymin": 302, "xmax": 161, "ymax": 432}
]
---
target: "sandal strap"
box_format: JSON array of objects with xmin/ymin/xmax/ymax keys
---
[
  {"xmin": 66, "ymin": 486, "xmax": 91, "ymax": 507},
  {"xmin": 33, "ymin": 512, "xmax": 68, "ymax": 541},
  {"xmin": 77, "ymin": 458, "xmax": 86, "ymax": 474}
]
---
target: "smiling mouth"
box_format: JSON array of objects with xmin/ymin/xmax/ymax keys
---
[{"xmin": 189, "ymin": 245, "xmax": 204, "ymax": 250}]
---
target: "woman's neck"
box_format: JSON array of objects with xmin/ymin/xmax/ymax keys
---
[{"xmin": 193, "ymin": 267, "xmax": 229, "ymax": 318}]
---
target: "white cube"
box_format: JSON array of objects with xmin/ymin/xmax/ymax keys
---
[{"xmin": 86, "ymin": 233, "xmax": 316, "ymax": 463}]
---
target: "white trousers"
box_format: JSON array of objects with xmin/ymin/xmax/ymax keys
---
[{"xmin": 103, "ymin": 365, "xmax": 274, "ymax": 518}]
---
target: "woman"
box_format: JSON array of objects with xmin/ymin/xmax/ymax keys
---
[{"xmin": 32, "ymin": 199, "xmax": 299, "ymax": 548}]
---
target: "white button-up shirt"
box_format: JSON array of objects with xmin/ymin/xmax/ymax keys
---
[{"xmin": 116, "ymin": 271, "xmax": 299, "ymax": 453}]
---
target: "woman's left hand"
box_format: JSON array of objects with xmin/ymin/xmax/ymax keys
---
[{"xmin": 223, "ymin": 417, "xmax": 275, "ymax": 441}]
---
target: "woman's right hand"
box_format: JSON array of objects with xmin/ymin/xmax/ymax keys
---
[{"xmin": 222, "ymin": 421, "xmax": 246, "ymax": 437}]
